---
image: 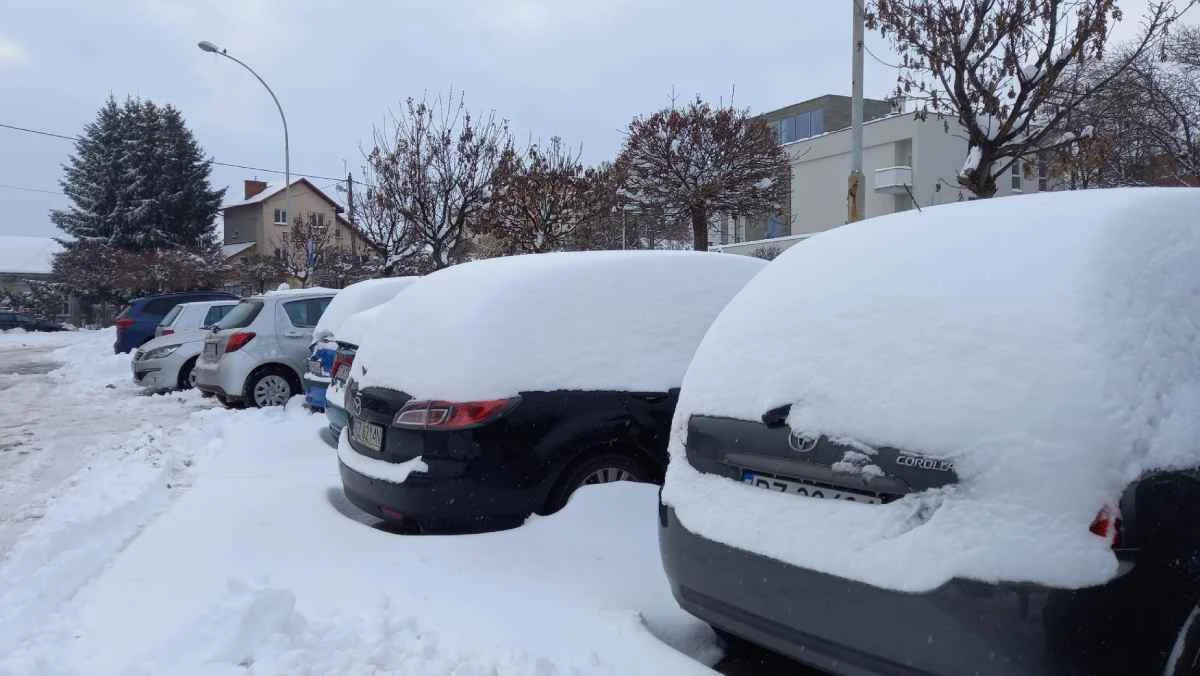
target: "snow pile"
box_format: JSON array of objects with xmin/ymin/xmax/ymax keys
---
[
  {"xmin": 312, "ymin": 276, "xmax": 419, "ymax": 342},
  {"xmin": 335, "ymin": 304, "xmax": 384, "ymax": 347},
  {"xmin": 664, "ymin": 188, "xmax": 1200, "ymax": 592},
  {"xmin": 354, "ymin": 251, "xmax": 766, "ymax": 400},
  {"xmin": 0, "ymin": 236, "xmax": 62, "ymax": 274}
]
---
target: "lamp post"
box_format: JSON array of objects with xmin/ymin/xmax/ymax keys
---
[{"xmin": 197, "ymin": 40, "xmax": 292, "ymax": 252}]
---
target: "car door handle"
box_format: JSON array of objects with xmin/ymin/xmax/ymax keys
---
[{"xmin": 285, "ymin": 330, "xmax": 306, "ymax": 338}]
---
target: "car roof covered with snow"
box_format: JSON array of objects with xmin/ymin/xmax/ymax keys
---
[
  {"xmin": 313, "ymin": 277, "xmax": 419, "ymax": 341},
  {"xmin": 352, "ymin": 251, "xmax": 767, "ymax": 400},
  {"xmin": 664, "ymin": 187, "xmax": 1200, "ymax": 592},
  {"xmin": 250, "ymin": 286, "xmax": 337, "ymax": 301}
]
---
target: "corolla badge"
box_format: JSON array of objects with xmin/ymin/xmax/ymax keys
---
[{"xmin": 788, "ymin": 430, "xmax": 819, "ymax": 453}]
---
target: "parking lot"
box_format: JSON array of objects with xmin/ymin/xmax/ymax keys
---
[{"xmin": 0, "ymin": 328, "xmax": 824, "ymax": 675}]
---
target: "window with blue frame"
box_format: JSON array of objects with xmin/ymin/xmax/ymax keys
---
[{"xmin": 773, "ymin": 110, "xmax": 825, "ymax": 144}]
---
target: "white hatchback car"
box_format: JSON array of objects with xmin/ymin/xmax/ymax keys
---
[
  {"xmin": 132, "ymin": 300, "xmax": 240, "ymax": 392},
  {"xmin": 194, "ymin": 288, "xmax": 335, "ymax": 407}
]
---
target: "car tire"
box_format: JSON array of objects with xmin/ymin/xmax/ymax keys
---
[
  {"xmin": 244, "ymin": 366, "xmax": 299, "ymax": 408},
  {"xmin": 176, "ymin": 357, "xmax": 198, "ymax": 390},
  {"xmin": 543, "ymin": 450, "xmax": 654, "ymax": 515}
]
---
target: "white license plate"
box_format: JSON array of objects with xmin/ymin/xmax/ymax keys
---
[
  {"xmin": 742, "ymin": 471, "xmax": 881, "ymax": 504},
  {"xmin": 350, "ymin": 418, "xmax": 384, "ymax": 452},
  {"xmin": 204, "ymin": 343, "xmax": 218, "ymax": 359}
]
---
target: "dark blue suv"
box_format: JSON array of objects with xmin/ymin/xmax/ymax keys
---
[{"xmin": 114, "ymin": 291, "xmax": 238, "ymax": 353}]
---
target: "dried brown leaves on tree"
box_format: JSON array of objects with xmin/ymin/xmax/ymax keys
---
[
  {"xmin": 363, "ymin": 90, "xmax": 513, "ymax": 270},
  {"xmin": 867, "ymin": 0, "xmax": 1190, "ymax": 197},
  {"xmin": 483, "ymin": 138, "xmax": 611, "ymax": 254},
  {"xmin": 616, "ymin": 97, "xmax": 790, "ymax": 251}
]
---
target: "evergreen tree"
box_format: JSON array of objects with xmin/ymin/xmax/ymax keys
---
[{"xmin": 51, "ymin": 97, "xmax": 224, "ymax": 250}]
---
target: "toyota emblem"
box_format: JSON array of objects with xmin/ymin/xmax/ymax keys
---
[
  {"xmin": 788, "ymin": 430, "xmax": 819, "ymax": 453},
  {"xmin": 350, "ymin": 390, "xmax": 362, "ymax": 417}
]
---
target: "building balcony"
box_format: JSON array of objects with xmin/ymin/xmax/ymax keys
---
[{"xmin": 874, "ymin": 166, "xmax": 913, "ymax": 194}]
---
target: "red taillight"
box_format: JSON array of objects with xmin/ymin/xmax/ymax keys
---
[
  {"xmin": 331, "ymin": 353, "xmax": 354, "ymax": 382},
  {"xmin": 225, "ymin": 331, "xmax": 256, "ymax": 352},
  {"xmin": 116, "ymin": 318, "xmax": 134, "ymax": 329},
  {"xmin": 392, "ymin": 398, "xmax": 519, "ymax": 430},
  {"xmin": 1089, "ymin": 504, "xmax": 1122, "ymax": 547},
  {"xmin": 162, "ymin": 328, "xmax": 174, "ymax": 336}
]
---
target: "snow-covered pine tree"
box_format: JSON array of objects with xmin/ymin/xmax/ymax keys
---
[{"xmin": 51, "ymin": 97, "xmax": 224, "ymax": 251}]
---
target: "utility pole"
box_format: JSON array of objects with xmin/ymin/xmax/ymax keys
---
[
  {"xmin": 346, "ymin": 172, "xmax": 355, "ymax": 225},
  {"xmin": 847, "ymin": 0, "xmax": 865, "ymax": 223}
]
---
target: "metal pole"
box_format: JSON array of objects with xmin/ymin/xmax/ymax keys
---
[{"xmin": 848, "ymin": 0, "xmax": 865, "ymax": 223}]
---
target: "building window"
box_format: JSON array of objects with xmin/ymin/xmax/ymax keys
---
[
  {"xmin": 1038, "ymin": 158, "xmax": 1049, "ymax": 191},
  {"xmin": 782, "ymin": 116, "xmax": 798, "ymax": 144},
  {"xmin": 1010, "ymin": 161, "xmax": 1022, "ymax": 191},
  {"xmin": 273, "ymin": 208, "xmax": 288, "ymax": 225},
  {"xmin": 811, "ymin": 109, "xmax": 824, "ymax": 135}
]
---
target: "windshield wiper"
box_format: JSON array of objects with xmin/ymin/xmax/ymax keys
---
[{"xmin": 761, "ymin": 404, "xmax": 792, "ymax": 428}]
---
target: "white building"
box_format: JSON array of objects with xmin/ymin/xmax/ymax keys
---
[{"xmin": 716, "ymin": 99, "xmax": 1043, "ymax": 256}]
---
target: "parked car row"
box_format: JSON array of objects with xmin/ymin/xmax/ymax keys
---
[
  {"xmin": 0, "ymin": 310, "xmax": 66, "ymax": 332},
  {"xmin": 123, "ymin": 188, "xmax": 1200, "ymax": 675}
]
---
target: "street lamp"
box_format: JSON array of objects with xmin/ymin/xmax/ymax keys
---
[{"xmin": 197, "ymin": 40, "xmax": 291, "ymax": 242}]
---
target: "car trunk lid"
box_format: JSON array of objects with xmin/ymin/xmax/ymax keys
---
[{"xmin": 685, "ymin": 414, "xmax": 957, "ymax": 503}]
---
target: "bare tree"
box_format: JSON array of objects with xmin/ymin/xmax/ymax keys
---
[
  {"xmin": 867, "ymin": 0, "xmax": 1190, "ymax": 197},
  {"xmin": 364, "ymin": 90, "xmax": 513, "ymax": 270},
  {"xmin": 484, "ymin": 137, "xmax": 610, "ymax": 254},
  {"xmin": 277, "ymin": 212, "xmax": 340, "ymax": 287},
  {"xmin": 616, "ymin": 96, "xmax": 790, "ymax": 251}
]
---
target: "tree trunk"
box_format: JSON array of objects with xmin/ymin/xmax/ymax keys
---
[{"xmin": 690, "ymin": 206, "xmax": 709, "ymax": 251}]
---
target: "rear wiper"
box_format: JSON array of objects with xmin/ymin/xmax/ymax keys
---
[{"xmin": 761, "ymin": 404, "xmax": 792, "ymax": 428}]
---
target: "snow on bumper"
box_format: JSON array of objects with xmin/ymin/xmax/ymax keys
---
[{"xmin": 336, "ymin": 433, "xmax": 427, "ymax": 484}]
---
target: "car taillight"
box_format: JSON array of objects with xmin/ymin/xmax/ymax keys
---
[
  {"xmin": 225, "ymin": 331, "xmax": 256, "ymax": 352},
  {"xmin": 331, "ymin": 352, "xmax": 354, "ymax": 382},
  {"xmin": 162, "ymin": 328, "xmax": 174, "ymax": 336},
  {"xmin": 1089, "ymin": 504, "xmax": 1122, "ymax": 547},
  {"xmin": 392, "ymin": 398, "xmax": 519, "ymax": 430},
  {"xmin": 116, "ymin": 318, "xmax": 134, "ymax": 329}
]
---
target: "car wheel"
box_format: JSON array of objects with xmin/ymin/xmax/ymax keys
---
[
  {"xmin": 1165, "ymin": 605, "xmax": 1200, "ymax": 675},
  {"xmin": 247, "ymin": 368, "xmax": 297, "ymax": 408},
  {"xmin": 177, "ymin": 357, "xmax": 198, "ymax": 390},
  {"xmin": 543, "ymin": 451, "xmax": 653, "ymax": 514}
]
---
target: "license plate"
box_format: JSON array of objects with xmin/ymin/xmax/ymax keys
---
[
  {"xmin": 742, "ymin": 471, "xmax": 881, "ymax": 504},
  {"xmin": 204, "ymin": 343, "xmax": 217, "ymax": 359},
  {"xmin": 350, "ymin": 418, "xmax": 384, "ymax": 452}
]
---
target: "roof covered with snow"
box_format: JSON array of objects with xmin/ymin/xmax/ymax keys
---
[
  {"xmin": 353, "ymin": 251, "xmax": 767, "ymax": 400},
  {"xmin": 222, "ymin": 177, "xmax": 344, "ymax": 212},
  {"xmin": 221, "ymin": 242, "xmax": 255, "ymax": 259},
  {"xmin": 664, "ymin": 187, "xmax": 1200, "ymax": 592},
  {"xmin": 313, "ymin": 277, "xmax": 419, "ymax": 341},
  {"xmin": 0, "ymin": 236, "xmax": 62, "ymax": 275}
]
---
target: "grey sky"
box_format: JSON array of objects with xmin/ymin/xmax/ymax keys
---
[{"xmin": 0, "ymin": 0, "xmax": 1167, "ymax": 238}]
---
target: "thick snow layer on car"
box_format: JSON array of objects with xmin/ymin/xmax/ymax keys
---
[
  {"xmin": 313, "ymin": 277, "xmax": 418, "ymax": 341},
  {"xmin": 664, "ymin": 188, "xmax": 1200, "ymax": 592},
  {"xmin": 0, "ymin": 331, "xmax": 718, "ymax": 674},
  {"xmin": 354, "ymin": 251, "xmax": 766, "ymax": 400},
  {"xmin": 334, "ymin": 304, "xmax": 384, "ymax": 347}
]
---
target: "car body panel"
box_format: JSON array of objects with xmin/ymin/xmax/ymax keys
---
[
  {"xmin": 115, "ymin": 291, "xmax": 237, "ymax": 353},
  {"xmin": 155, "ymin": 300, "xmax": 237, "ymax": 338},
  {"xmin": 131, "ymin": 333, "xmax": 207, "ymax": 392}
]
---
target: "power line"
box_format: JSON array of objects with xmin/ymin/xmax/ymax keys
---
[
  {"xmin": 0, "ymin": 182, "xmax": 63, "ymax": 196},
  {"xmin": 864, "ymin": 43, "xmax": 902, "ymax": 70},
  {"xmin": 0, "ymin": 121, "xmax": 351, "ymax": 184}
]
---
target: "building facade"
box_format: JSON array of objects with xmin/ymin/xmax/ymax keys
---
[
  {"xmin": 221, "ymin": 178, "xmax": 374, "ymax": 263},
  {"xmin": 716, "ymin": 97, "xmax": 1041, "ymax": 255}
]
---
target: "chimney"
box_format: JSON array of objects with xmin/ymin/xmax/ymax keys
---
[{"xmin": 244, "ymin": 179, "xmax": 268, "ymax": 200}]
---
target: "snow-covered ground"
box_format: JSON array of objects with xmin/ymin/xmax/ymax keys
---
[{"xmin": 0, "ymin": 330, "xmax": 720, "ymax": 675}]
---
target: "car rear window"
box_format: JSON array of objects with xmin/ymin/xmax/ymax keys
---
[
  {"xmin": 158, "ymin": 305, "xmax": 184, "ymax": 327},
  {"xmin": 143, "ymin": 298, "xmax": 179, "ymax": 317},
  {"xmin": 216, "ymin": 300, "xmax": 263, "ymax": 330},
  {"xmin": 203, "ymin": 305, "xmax": 234, "ymax": 326},
  {"xmin": 283, "ymin": 297, "xmax": 333, "ymax": 328}
]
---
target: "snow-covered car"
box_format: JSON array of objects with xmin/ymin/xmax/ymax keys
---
[
  {"xmin": 154, "ymin": 299, "xmax": 238, "ymax": 338},
  {"xmin": 337, "ymin": 251, "xmax": 767, "ymax": 533},
  {"xmin": 194, "ymin": 288, "xmax": 335, "ymax": 408},
  {"xmin": 322, "ymin": 303, "xmax": 387, "ymax": 447},
  {"xmin": 659, "ymin": 188, "xmax": 1200, "ymax": 676},
  {"xmin": 132, "ymin": 300, "xmax": 240, "ymax": 392},
  {"xmin": 304, "ymin": 277, "xmax": 419, "ymax": 412}
]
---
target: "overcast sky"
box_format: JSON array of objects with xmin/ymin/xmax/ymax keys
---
[{"xmin": 0, "ymin": 0, "xmax": 1167, "ymax": 238}]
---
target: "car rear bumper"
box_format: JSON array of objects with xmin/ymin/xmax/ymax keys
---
[
  {"xmin": 338, "ymin": 448, "xmax": 535, "ymax": 531},
  {"xmin": 325, "ymin": 401, "xmax": 349, "ymax": 440},
  {"xmin": 303, "ymin": 374, "xmax": 328, "ymax": 410},
  {"xmin": 659, "ymin": 503, "xmax": 1158, "ymax": 676}
]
